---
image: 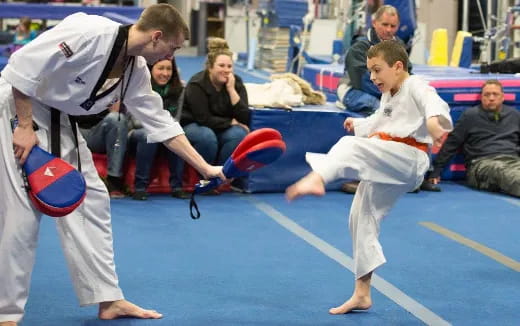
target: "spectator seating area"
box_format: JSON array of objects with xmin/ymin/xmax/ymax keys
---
[
  {"xmin": 93, "ymin": 153, "xmax": 201, "ymax": 194},
  {"xmin": 92, "ymin": 103, "xmax": 362, "ymax": 194},
  {"xmin": 93, "ymin": 63, "xmax": 520, "ymax": 194}
]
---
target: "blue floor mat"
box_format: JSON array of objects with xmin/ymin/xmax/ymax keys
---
[{"xmin": 22, "ymin": 183, "xmax": 520, "ymax": 325}]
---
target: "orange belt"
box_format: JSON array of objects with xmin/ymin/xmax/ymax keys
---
[{"xmin": 369, "ymin": 132, "xmax": 429, "ymax": 153}]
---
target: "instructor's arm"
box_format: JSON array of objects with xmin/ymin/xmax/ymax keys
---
[
  {"xmin": 163, "ymin": 134, "xmax": 225, "ymax": 181},
  {"xmin": 12, "ymin": 87, "xmax": 38, "ymax": 164}
]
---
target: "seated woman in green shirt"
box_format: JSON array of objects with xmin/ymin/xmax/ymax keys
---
[{"xmin": 128, "ymin": 57, "xmax": 188, "ymax": 200}]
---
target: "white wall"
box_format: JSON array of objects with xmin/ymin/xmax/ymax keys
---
[{"xmin": 416, "ymin": 0, "xmax": 458, "ymax": 57}]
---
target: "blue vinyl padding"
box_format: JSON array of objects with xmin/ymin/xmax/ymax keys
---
[
  {"xmin": 0, "ymin": 56, "xmax": 7, "ymax": 73},
  {"xmin": 0, "ymin": 3, "xmax": 143, "ymax": 21},
  {"xmin": 385, "ymin": 0, "xmax": 417, "ymax": 45},
  {"xmin": 258, "ymin": 0, "xmax": 308, "ymax": 28},
  {"xmin": 303, "ymin": 63, "xmax": 520, "ymax": 108},
  {"xmin": 0, "ymin": 4, "xmax": 142, "ymax": 72},
  {"xmin": 459, "ymin": 37, "xmax": 473, "ymax": 68},
  {"xmin": 245, "ymin": 104, "xmax": 363, "ymax": 193}
]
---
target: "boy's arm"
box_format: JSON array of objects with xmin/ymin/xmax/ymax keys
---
[
  {"xmin": 426, "ymin": 116, "xmax": 449, "ymax": 148},
  {"xmin": 12, "ymin": 87, "xmax": 39, "ymax": 164},
  {"xmin": 411, "ymin": 79, "xmax": 453, "ymax": 136},
  {"xmin": 429, "ymin": 114, "xmax": 469, "ymax": 180}
]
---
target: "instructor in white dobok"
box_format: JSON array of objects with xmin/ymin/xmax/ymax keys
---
[{"xmin": 0, "ymin": 4, "xmax": 225, "ymax": 325}]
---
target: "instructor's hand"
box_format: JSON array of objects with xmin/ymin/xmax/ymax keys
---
[
  {"xmin": 13, "ymin": 124, "xmax": 39, "ymax": 165},
  {"xmin": 202, "ymin": 165, "xmax": 226, "ymax": 182}
]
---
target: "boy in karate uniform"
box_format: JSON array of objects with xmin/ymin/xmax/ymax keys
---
[{"xmin": 286, "ymin": 40, "xmax": 452, "ymax": 314}]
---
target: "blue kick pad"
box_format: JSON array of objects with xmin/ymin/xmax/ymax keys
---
[{"xmin": 245, "ymin": 104, "xmax": 362, "ymax": 193}]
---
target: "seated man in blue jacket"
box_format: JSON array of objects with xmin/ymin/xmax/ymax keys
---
[
  {"xmin": 337, "ymin": 5, "xmax": 404, "ymax": 115},
  {"xmin": 428, "ymin": 79, "xmax": 520, "ymax": 197}
]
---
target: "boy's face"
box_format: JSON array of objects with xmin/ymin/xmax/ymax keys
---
[{"xmin": 367, "ymin": 54, "xmax": 402, "ymax": 94}]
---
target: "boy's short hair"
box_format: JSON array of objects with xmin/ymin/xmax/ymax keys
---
[
  {"xmin": 136, "ymin": 4, "xmax": 190, "ymax": 40},
  {"xmin": 367, "ymin": 40, "xmax": 408, "ymax": 70},
  {"xmin": 481, "ymin": 79, "xmax": 504, "ymax": 93}
]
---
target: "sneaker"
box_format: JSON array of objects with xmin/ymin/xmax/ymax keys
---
[
  {"xmin": 171, "ymin": 189, "xmax": 190, "ymax": 199},
  {"xmin": 420, "ymin": 180, "xmax": 441, "ymax": 192},
  {"xmin": 109, "ymin": 190, "xmax": 126, "ymax": 199},
  {"xmin": 132, "ymin": 191, "xmax": 148, "ymax": 201},
  {"xmin": 107, "ymin": 176, "xmax": 126, "ymax": 198}
]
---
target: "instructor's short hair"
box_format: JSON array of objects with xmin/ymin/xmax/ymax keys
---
[
  {"xmin": 136, "ymin": 4, "xmax": 190, "ymax": 40},
  {"xmin": 367, "ymin": 40, "xmax": 408, "ymax": 70}
]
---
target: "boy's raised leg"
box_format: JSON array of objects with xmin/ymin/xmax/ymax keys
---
[{"xmin": 285, "ymin": 172, "xmax": 326, "ymax": 201}]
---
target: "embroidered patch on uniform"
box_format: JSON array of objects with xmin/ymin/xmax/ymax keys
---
[
  {"xmin": 383, "ymin": 105, "xmax": 393, "ymax": 117},
  {"xmin": 58, "ymin": 42, "xmax": 73, "ymax": 58},
  {"xmin": 74, "ymin": 77, "xmax": 86, "ymax": 85}
]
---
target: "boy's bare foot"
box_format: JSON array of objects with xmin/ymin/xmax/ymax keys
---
[
  {"xmin": 329, "ymin": 296, "xmax": 372, "ymax": 314},
  {"xmin": 98, "ymin": 299, "xmax": 162, "ymax": 319},
  {"xmin": 0, "ymin": 322, "xmax": 17, "ymax": 326},
  {"xmin": 285, "ymin": 172, "xmax": 325, "ymax": 201}
]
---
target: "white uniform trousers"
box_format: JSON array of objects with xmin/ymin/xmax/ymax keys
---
[
  {"xmin": 306, "ymin": 136, "xmax": 429, "ymax": 279},
  {"xmin": 0, "ymin": 85, "xmax": 123, "ymax": 322}
]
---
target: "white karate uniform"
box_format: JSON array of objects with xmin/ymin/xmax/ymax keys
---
[
  {"xmin": 0, "ymin": 13, "xmax": 184, "ymax": 322},
  {"xmin": 307, "ymin": 75, "xmax": 453, "ymax": 279}
]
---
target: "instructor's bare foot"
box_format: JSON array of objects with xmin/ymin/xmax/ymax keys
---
[
  {"xmin": 0, "ymin": 322, "xmax": 17, "ymax": 326},
  {"xmin": 329, "ymin": 296, "xmax": 372, "ymax": 314},
  {"xmin": 98, "ymin": 299, "xmax": 162, "ymax": 319},
  {"xmin": 286, "ymin": 172, "xmax": 325, "ymax": 201}
]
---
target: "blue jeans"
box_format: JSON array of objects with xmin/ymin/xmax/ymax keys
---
[
  {"xmin": 79, "ymin": 112, "xmax": 128, "ymax": 177},
  {"xmin": 128, "ymin": 128, "xmax": 184, "ymax": 192},
  {"xmin": 342, "ymin": 88, "xmax": 380, "ymax": 116},
  {"xmin": 183, "ymin": 123, "xmax": 248, "ymax": 165}
]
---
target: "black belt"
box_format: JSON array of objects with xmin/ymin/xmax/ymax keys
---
[{"xmin": 51, "ymin": 108, "xmax": 81, "ymax": 172}]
